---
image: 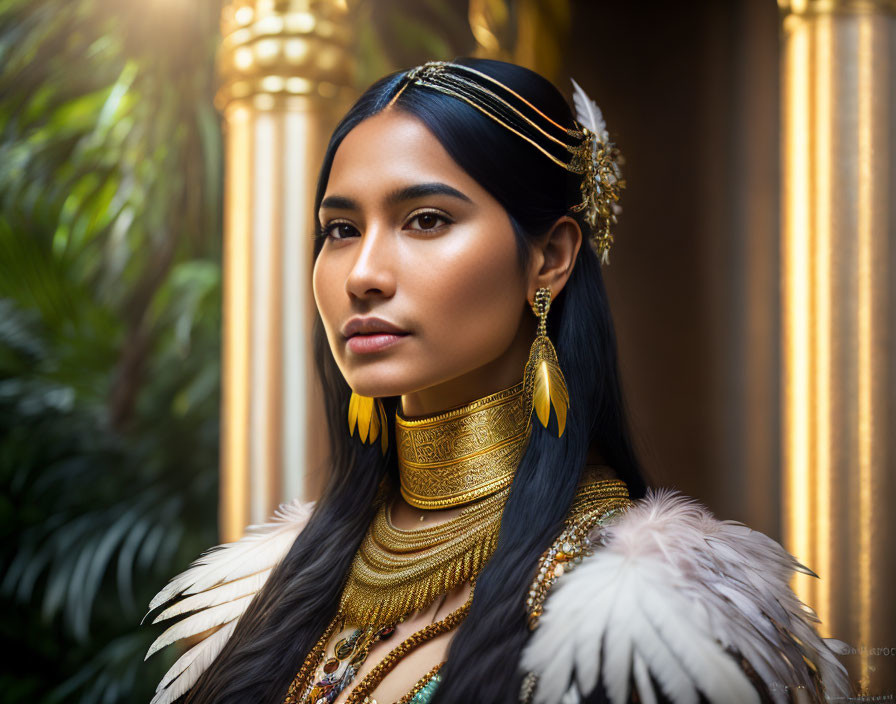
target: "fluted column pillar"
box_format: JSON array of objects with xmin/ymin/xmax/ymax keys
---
[
  {"xmin": 780, "ymin": 0, "xmax": 895, "ymax": 693},
  {"xmin": 217, "ymin": 0, "xmax": 356, "ymax": 541}
]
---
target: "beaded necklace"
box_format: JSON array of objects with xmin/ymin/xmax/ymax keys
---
[
  {"xmin": 281, "ymin": 579, "xmax": 474, "ymax": 704},
  {"xmin": 282, "ymin": 472, "xmax": 630, "ymax": 704}
]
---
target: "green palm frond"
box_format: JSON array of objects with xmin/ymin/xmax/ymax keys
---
[{"xmin": 0, "ymin": 1, "xmax": 223, "ymax": 702}]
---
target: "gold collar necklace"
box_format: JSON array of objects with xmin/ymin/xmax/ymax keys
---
[
  {"xmin": 395, "ymin": 380, "xmax": 532, "ymax": 510},
  {"xmin": 335, "ymin": 381, "xmax": 530, "ymax": 627}
]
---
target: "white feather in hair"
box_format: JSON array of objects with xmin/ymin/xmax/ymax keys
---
[
  {"xmin": 520, "ymin": 489, "xmax": 851, "ymax": 704},
  {"xmin": 144, "ymin": 498, "xmax": 315, "ymax": 704},
  {"xmin": 570, "ymin": 77, "xmax": 608, "ymax": 144}
]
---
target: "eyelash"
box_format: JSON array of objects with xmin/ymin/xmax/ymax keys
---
[{"xmin": 318, "ymin": 210, "xmax": 452, "ymax": 241}]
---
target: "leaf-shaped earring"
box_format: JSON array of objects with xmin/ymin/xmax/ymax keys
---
[
  {"xmin": 348, "ymin": 391, "xmax": 389, "ymax": 454},
  {"xmin": 522, "ymin": 287, "xmax": 570, "ymax": 437}
]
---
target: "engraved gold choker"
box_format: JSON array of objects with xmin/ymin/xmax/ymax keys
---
[{"xmin": 395, "ymin": 380, "xmax": 532, "ymax": 510}]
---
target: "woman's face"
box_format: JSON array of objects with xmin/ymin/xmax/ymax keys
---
[{"xmin": 312, "ymin": 109, "xmax": 536, "ymax": 413}]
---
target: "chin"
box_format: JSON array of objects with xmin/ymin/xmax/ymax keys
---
[{"xmin": 341, "ymin": 367, "xmax": 418, "ymax": 399}]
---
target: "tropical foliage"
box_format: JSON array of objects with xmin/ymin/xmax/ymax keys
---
[
  {"xmin": 0, "ymin": 0, "xmax": 471, "ymax": 701},
  {"xmin": 0, "ymin": 1, "xmax": 222, "ymax": 701}
]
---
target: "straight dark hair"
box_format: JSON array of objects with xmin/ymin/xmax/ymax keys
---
[{"xmin": 184, "ymin": 57, "xmax": 648, "ymax": 704}]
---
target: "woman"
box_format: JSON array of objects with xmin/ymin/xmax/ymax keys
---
[{"xmin": 144, "ymin": 58, "xmax": 850, "ymax": 704}]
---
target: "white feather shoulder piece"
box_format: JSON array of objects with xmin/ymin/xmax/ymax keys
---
[
  {"xmin": 520, "ymin": 489, "xmax": 851, "ymax": 704},
  {"xmin": 144, "ymin": 498, "xmax": 315, "ymax": 704}
]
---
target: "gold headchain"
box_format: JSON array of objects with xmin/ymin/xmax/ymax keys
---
[{"xmin": 387, "ymin": 60, "xmax": 625, "ymax": 265}]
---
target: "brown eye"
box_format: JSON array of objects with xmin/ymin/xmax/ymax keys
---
[
  {"xmin": 407, "ymin": 211, "xmax": 451, "ymax": 232},
  {"xmin": 321, "ymin": 222, "xmax": 358, "ymax": 240}
]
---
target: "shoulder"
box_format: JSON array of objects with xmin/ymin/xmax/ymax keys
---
[
  {"xmin": 143, "ymin": 498, "xmax": 315, "ymax": 704},
  {"xmin": 519, "ymin": 488, "xmax": 851, "ymax": 704}
]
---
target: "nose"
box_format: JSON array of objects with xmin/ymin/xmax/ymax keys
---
[{"xmin": 345, "ymin": 222, "xmax": 396, "ymax": 300}]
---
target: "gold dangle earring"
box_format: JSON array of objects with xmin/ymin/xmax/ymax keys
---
[
  {"xmin": 347, "ymin": 391, "xmax": 389, "ymax": 454},
  {"xmin": 522, "ymin": 287, "xmax": 570, "ymax": 437}
]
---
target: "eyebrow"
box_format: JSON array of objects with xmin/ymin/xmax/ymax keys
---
[{"xmin": 319, "ymin": 182, "xmax": 474, "ymax": 211}]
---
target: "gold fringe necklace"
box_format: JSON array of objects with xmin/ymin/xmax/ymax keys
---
[
  {"xmin": 337, "ymin": 380, "xmax": 531, "ymax": 628},
  {"xmin": 338, "ymin": 484, "xmax": 510, "ymax": 628}
]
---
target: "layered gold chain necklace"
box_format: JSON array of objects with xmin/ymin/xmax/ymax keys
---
[
  {"xmin": 283, "ymin": 382, "xmax": 531, "ymax": 704},
  {"xmin": 338, "ymin": 380, "xmax": 530, "ymax": 629},
  {"xmin": 284, "ymin": 380, "xmax": 635, "ymax": 704}
]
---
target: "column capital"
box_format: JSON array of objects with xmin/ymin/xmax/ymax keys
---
[{"xmin": 217, "ymin": 0, "xmax": 358, "ymax": 111}]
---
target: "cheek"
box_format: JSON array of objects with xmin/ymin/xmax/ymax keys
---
[
  {"xmin": 312, "ymin": 255, "xmax": 341, "ymax": 340},
  {"xmin": 410, "ymin": 228, "xmax": 524, "ymax": 356}
]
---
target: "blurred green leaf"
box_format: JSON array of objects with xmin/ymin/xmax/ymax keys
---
[{"xmin": 0, "ymin": 0, "xmax": 223, "ymax": 702}]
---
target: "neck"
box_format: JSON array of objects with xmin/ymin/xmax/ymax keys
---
[
  {"xmin": 395, "ymin": 380, "xmax": 531, "ymax": 509},
  {"xmin": 400, "ymin": 316, "xmax": 536, "ymax": 418},
  {"xmin": 399, "ymin": 366, "xmax": 525, "ymax": 418}
]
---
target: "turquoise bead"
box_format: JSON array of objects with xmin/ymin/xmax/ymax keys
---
[{"xmin": 409, "ymin": 672, "xmax": 442, "ymax": 704}]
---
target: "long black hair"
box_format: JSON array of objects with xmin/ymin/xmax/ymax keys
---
[{"xmin": 185, "ymin": 57, "xmax": 648, "ymax": 704}]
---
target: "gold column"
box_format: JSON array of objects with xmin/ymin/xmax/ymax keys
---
[
  {"xmin": 780, "ymin": 0, "xmax": 895, "ymax": 693},
  {"xmin": 217, "ymin": 0, "xmax": 355, "ymax": 541}
]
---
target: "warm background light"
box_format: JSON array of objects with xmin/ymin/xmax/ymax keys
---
[
  {"xmin": 780, "ymin": 0, "xmax": 895, "ymax": 692},
  {"xmin": 214, "ymin": 0, "xmax": 895, "ymax": 694}
]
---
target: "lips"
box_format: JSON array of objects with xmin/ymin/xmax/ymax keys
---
[
  {"xmin": 342, "ymin": 317, "xmax": 410, "ymax": 355},
  {"xmin": 341, "ymin": 316, "xmax": 410, "ymax": 338}
]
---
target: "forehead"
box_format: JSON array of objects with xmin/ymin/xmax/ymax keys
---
[{"xmin": 326, "ymin": 110, "xmax": 477, "ymax": 196}]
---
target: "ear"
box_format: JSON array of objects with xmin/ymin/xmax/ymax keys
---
[{"xmin": 528, "ymin": 216, "xmax": 583, "ymax": 300}]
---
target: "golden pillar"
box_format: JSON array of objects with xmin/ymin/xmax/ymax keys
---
[
  {"xmin": 217, "ymin": 0, "xmax": 355, "ymax": 541},
  {"xmin": 780, "ymin": 0, "xmax": 895, "ymax": 693}
]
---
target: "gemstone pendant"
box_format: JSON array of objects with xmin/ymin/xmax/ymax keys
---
[
  {"xmin": 375, "ymin": 625, "xmax": 395, "ymax": 641},
  {"xmin": 335, "ymin": 629, "xmax": 362, "ymax": 659}
]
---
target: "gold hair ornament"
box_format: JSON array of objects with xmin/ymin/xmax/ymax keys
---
[
  {"xmin": 388, "ymin": 60, "xmax": 625, "ymax": 265},
  {"xmin": 522, "ymin": 287, "xmax": 570, "ymax": 436},
  {"xmin": 569, "ymin": 78, "xmax": 626, "ymax": 266},
  {"xmin": 348, "ymin": 391, "xmax": 389, "ymax": 454}
]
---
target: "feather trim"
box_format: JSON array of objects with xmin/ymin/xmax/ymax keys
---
[
  {"xmin": 151, "ymin": 569, "xmax": 272, "ymax": 622},
  {"xmin": 144, "ymin": 498, "xmax": 315, "ymax": 704},
  {"xmin": 520, "ymin": 489, "xmax": 851, "ymax": 704},
  {"xmin": 150, "ymin": 620, "xmax": 237, "ymax": 704},
  {"xmin": 147, "ymin": 499, "xmax": 313, "ymax": 613},
  {"xmin": 146, "ymin": 594, "xmax": 255, "ymax": 659}
]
